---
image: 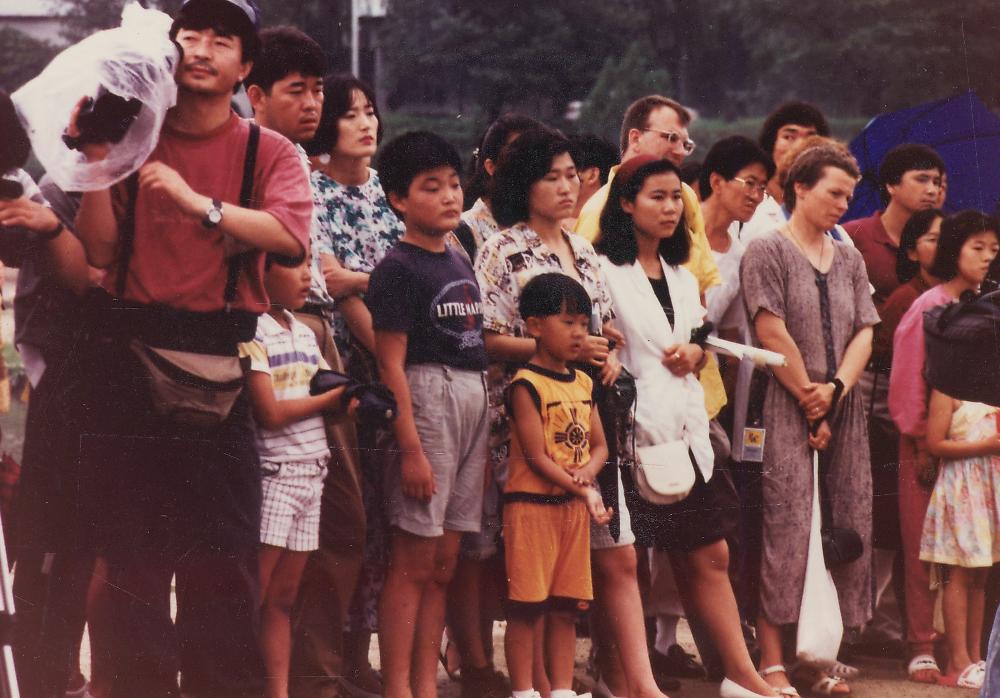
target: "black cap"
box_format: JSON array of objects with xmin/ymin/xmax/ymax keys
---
[{"xmin": 180, "ymin": 0, "xmax": 260, "ymax": 30}]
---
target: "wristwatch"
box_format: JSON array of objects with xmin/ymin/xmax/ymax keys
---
[{"xmin": 202, "ymin": 199, "xmax": 223, "ymax": 229}]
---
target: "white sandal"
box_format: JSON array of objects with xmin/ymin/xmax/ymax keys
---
[
  {"xmin": 760, "ymin": 665, "xmax": 800, "ymax": 697},
  {"xmin": 906, "ymin": 653, "xmax": 941, "ymax": 683},
  {"xmin": 806, "ymin": 674, "xmax": 850, "ymax": 696},
  {"xmin": 827, "ymin": 661, "xmax": 859, "ymax": 679},
  {"xmin": 939, "ymin": 662, "xmax": 985, "ymax": 690}
]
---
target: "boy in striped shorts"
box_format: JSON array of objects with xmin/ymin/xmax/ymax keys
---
[{"xmin": 241, "ymin": 254, "xmax": 357, "ymax": 698}]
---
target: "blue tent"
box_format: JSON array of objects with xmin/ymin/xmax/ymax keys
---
[{"xmin": 845, "ymin": 91, "xmax": 1000, "ymax": 220}]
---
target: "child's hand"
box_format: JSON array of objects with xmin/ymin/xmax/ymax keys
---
[
  {"xmin": 571, "ymin": 463, "xmax": 600, "ymax": 487},
  {"xmin": 344, "ymin": 397, "xmax": 360, "ymax": 421},
  {"xmin": 583, "ymin": 487, "xmax": 612, "ymax": 525},
  {"xmin": 400, "ymin": 449, "xmax": 436, "ymax": 502}
]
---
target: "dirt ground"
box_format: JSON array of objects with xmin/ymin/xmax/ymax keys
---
[{"xmin": 422, "ymin": 621, "xmax": 960, "ymax": 698}]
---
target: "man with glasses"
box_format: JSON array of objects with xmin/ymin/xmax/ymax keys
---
[{"xmin": 575, "ymin": 95, "xmax": 731, "ymax": 689}]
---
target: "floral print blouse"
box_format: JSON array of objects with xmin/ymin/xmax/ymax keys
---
[
  {"xmin": 461, "ymin": 198, "xmax": 502, "ymax": 253},
  {"xmin": 474, "ymin": 222, "xmax": 615, "ymax": 476},
  {"xmin": 311, "ymin": 168, "xmax": 405, "ymax": 363}
]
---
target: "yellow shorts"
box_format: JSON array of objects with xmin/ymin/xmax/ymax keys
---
[{"xmin": 503, "ymin": 496, "xmax": 592, "ymax": 618}]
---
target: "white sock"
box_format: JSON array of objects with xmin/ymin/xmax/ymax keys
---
[
  {"xmin": 512, "ymin": 690, "xmax": 537, "ymax": 698},
  {"xmin": 550, "ymin": 690, "xmax": 577, "ymax": 698},
  {"xmin": 655, "ymin": 615, "xmax": 679, "ymax": 655}
]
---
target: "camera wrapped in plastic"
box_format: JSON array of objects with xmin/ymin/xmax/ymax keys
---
[{"xmin": 11, "ymin": 2, "xmax": 179, "ymax": 191}]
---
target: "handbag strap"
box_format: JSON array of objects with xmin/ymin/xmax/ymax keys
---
[{"xmin": 116, "ymin": 121, "xmax": 261, "ymax": 307}]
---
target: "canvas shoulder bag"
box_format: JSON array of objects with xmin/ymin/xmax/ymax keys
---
[
  {"xmin": 119, "ymin": 122, "xmax": 261, "ymax": 429},
  {"xmin": 632, "ymin": 439, "xmax": 696, "ymax": 505}
]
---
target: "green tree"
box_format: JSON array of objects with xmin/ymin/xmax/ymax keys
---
[
  {"xmin": 380, "ymin": 0, "xmax": 633, "ymax": 121},
  {"xmin": 718, "ymin": 0, "xmax": 1000, "ymax": 115},
  {"xmin": 0, "ymin": 28, "xmax": 58, "ymax": 92},
  {"xmin": 575, "ymin": 42, "xmax": 673, "ymax": 145},
  {"xmin": 60, "ymin": 0, "xmax": 345, "ymax": 64}
]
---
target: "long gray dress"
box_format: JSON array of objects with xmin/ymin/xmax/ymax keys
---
[{"xmin": 740, "ymin": 233, "xmax": 880, "ymax": 628}]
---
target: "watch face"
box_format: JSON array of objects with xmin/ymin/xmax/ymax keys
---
[{"xmin": 208, "ymin": 208, "xmax": 223, "ymax": 224}]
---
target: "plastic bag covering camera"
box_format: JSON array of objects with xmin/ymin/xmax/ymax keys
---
[{"xmin": 11, "ymin": 3, "xmax": 178, "ymax": 192}]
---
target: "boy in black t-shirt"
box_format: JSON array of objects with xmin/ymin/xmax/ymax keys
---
[{"xmin": 366, "ymin": 131, "xmax": 490, "ymax": 698}]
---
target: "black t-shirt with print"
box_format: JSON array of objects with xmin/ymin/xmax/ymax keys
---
[{"xmin": 368, "ymin": 241, "xmax": 488, "ymax": 371}]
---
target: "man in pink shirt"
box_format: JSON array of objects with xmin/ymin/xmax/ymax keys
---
[{"xmin": 72, "ymin": 1, "xmax": 312, "ymax": 695}]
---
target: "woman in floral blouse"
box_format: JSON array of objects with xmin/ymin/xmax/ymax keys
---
[
  {"xmin": 303, "ymin": 73, "xmax": 403, "ymax": 697},
  {"xmin": 475, "ymin": 128, "xmax": 671, "ymax": 698},
  {"xmin": 306, "ymin": 73, "xmax": 405, "ymax": 367}
]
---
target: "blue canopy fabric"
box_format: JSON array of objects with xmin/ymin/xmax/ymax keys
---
[{"xmin": 845, "ymin": 91, "xmax": 1000, "ymax": 221}]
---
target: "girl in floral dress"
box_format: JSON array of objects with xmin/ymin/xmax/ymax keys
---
[{"xmin": 921, "ymin": 391, "xmax": 1000, "ymax": 689}]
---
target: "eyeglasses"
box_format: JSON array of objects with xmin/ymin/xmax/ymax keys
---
[
  {"xmin": 732, "ymin": 176, "xmax": 768, "ymax": 197},
  {"xmin": 642, "ymin": 128, "xmax": 696, "ymax": 154}
]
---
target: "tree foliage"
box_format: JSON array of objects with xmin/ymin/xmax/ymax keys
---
[
  {"xmin": 54, "ymin": 0, "xmax": 1000, "ymax": 123},
  {"xmin": 379, "ymin": 0, "xmax": 633, "ymax": 121},
  {"xmin": 60, "ymin": 0, "xmax": 346, "ymax": 66},
  {"xmin": 0, "ymin": 28, "xmax": 58, "ymax": 92},
  {"xmin": 576, "ymin": 43, "xmax": 673, "ymax": 145}
]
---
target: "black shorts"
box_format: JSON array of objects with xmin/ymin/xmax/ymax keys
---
[{"xmin": 625, "ymin": 455, "xmax": 726, "ymax": 553}]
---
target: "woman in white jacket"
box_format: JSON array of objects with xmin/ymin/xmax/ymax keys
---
[{"xmin": 596, "ymin": 155, "xmax": 775, "ymax": 698}]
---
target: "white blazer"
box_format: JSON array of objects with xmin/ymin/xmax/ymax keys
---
[{"xmin": 599, "ymin": 256, "xmax": 714, "ymax": 481}]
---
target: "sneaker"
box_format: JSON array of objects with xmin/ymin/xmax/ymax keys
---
[
  {"xmin": 461, "ymin": 664, "xmax": 510, "ymax": 698},
  {"xmin": 652, "ymin": 643, "xmax": 706, "ymax": 679}
]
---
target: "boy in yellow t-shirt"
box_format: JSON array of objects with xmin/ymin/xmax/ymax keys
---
[{"xmin": 503, "ymin": 272, "xmax": 611, "ymax": 698}]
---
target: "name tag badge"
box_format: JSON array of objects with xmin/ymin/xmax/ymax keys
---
[{"xmin": 742, "ymin": 427, "xmax": 766, "ymax": 463}]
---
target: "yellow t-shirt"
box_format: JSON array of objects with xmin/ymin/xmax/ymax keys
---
[
  {"xmin": 505, "ymin": 365, "xmax": 594, "ymax": 497},
  {"xmin": 575, "ymin": 167, "xmax": 727, "ymax": 419}
]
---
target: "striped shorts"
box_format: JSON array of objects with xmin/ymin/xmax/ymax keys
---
[{"xmin": 260, "ymin": 455, "xmax": 329, "ymax": 551}]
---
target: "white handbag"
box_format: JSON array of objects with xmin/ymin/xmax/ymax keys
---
[
  {"xmin": 796, "ymin": 450, "xmax": 844, "ymax": 668},
  {"xmin": 632, "ymin": 440, "xmax": 696, "ymax": 505}
]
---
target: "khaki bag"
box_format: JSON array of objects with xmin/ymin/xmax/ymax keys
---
[{"xmin": 129, "ymin": 340, "xmax": 245, "ymax": 430}]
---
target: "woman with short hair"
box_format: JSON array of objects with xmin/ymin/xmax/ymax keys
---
[{"xmin": 740, "ymin": 146, "xmax": 879, "ymax": 696}]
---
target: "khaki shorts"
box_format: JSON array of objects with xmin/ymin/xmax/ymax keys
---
[{"xmin": 385, "ymin": 364, "xmax": 489, "ymax": 538}]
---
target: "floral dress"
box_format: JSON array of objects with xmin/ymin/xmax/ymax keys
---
[{"xmin": 921, "ymin": 401, "xmax": 1000, "ymax": 568}]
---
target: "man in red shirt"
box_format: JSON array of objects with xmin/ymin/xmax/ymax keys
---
[
  {"xmin": 842, "ymin": 143, "xmax": 945, "ymax": 308},
  {"xmin": 842, "ymin": 143, "xmax": 945, "ymax": 683},
  {"xmin": 73, "ymin": 1, "xmax": 312, "ymax": 695}
]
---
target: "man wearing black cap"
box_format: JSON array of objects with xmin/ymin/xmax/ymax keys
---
[{"xmin": 72, "ymin": 0, "xmax": 313, "ymax": 696}]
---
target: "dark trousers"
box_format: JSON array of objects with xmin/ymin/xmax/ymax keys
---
[
  {"xmin": 14, "ymin": 550, "xmax": 94, "ymax": 698},
  {"xmin": 13, "ymin": 355, "xmax": 94, "ymax": 698},
  {"xmin": 77, "ymin": 338, "xmax": 264, "ymax": 698},
  {"xmin": 289, "ymin": 438, "xmax": 366, "ymax": 697}
]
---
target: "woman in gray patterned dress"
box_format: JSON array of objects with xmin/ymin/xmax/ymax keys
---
[{"xmin": 740, "ymin": 146, "xmax": 879, "ymax": 697}]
